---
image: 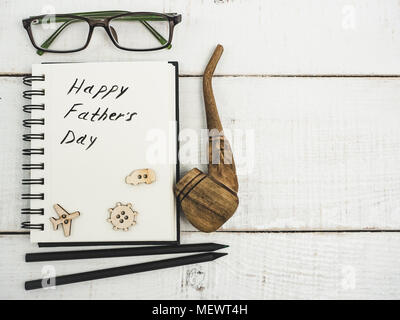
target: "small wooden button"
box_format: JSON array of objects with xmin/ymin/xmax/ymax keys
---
[
  {"xmin": 125, "ymin": 169, "xmax": 156, "ymax": 185},
  {"xmin": 107, "ymin": 202, "xmax": 138, "ymax": 231}
]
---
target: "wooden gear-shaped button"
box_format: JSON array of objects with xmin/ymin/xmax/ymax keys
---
[{"xmin": 107, "ymin": 202, "xmax": 138, "ymax": 231}]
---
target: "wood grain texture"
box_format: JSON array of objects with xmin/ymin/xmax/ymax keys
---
[
  {"xmin": 1, "ymin": 76, "xmax": 400, "ymax": 232},
  {"xmin": 176, "ymin": 44, "xmax": 239, "ymax": 233},
  {"xmin": 180, "ymin": 76, "xmax": 400, "ymax": 231},
  {"xmin": 176, "ymin": 168, "xmax": 239, "ymax": 232},
  {"xmin": 1, "ymin": 0, "xmax": 400, "ymax": 300},
  {"xmin": 1, "ymin": 232, "xmax": 399, "ymax": 299},
  {"xmin": 0, "ymin": 77, "xmax": 29, "ymax": 232},
  {"xmin": 2, "ymin": 0, "xmax": 400, "ymax": 75}
]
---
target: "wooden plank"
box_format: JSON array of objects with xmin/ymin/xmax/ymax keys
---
[
  {"xmin": 184, "ymin": 76, "xmax": 400, "ymax": 231},
  {"xmin": 2, "ymin": 76, "xmax": 400, "ymax": 231},
  {"xmin": 0, "ymin": 77, "xmax": 29, "ymax": 232},
  {"xmin": 1, "ymin": 232, "xmax": 400, "ymax": 299},
  {"xmin": 3, "ymin": 0, "xmax": 400, "ymax": 75}
]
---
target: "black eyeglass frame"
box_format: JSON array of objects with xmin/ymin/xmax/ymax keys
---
[{"xmin": 22, "ymin": 11, "xmax": 182, "ymax": 53}]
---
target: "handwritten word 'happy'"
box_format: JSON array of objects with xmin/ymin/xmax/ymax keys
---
[{"xmin": 67, "ymin": 78, "xmax": 129, "ymax": 100}]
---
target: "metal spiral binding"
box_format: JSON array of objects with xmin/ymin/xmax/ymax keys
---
[
  {"xmin": 21, "ymin": 193, "xmax": 44, "ymax": 200},
  {"xmin": 23, "ymin": 104, "xmax": 45, "ymax": 113},
  {"xmin": 23, "ymin": 89, "xmax": 45, "ymax": 99},
  {"xmin": 23, "ymin": 118, "xmax": 45, "ymax": 127},
  {"xmin": 23, "ymin": 75, "xmax": 45, "ymax": 86},
  {"xmin": 22, "ymin": 178, "xmax": 45, "ymax": 185},
  {"xmin": 23, "ymin": 133, "xmax": 45, "ymax": 141},
  {"xmin": 22, "ymin": 148, "xmax": 44, "ymax": 155},
  {"xmin": 21, "ymin": 208, "xmax": 44, "ymax": 215},
  {"xmin": 21, "ymin": 222, "xmax": 44, "ymax": 231},
  {"xmin": 22, "ymin": 74, "xmax": 45, "ymax": 231},
  {"xmin": 22, "ymin": 163, "xmax": 44, "ymax": 170}
]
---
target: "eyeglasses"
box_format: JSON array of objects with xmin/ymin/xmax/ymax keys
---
[{"xmin": 22, "ymin": 10, "xmax": 182, "ymax": 55}]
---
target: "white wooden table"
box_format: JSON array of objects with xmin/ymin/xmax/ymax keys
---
[{"xmin": 1, "ymin": 0, "xmax": 400, "ymax": 299}]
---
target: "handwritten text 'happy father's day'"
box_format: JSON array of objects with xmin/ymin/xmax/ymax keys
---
[{"xmin": 61, "ymin": 78, "xmax": 137, "ymax": 150}]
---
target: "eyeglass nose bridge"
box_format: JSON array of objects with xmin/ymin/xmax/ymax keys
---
[
  {"xmin": 87, "ymin": 20, "xmax": 119, "ymax": 43},
  {"xmin": 89, "ymin": 19, "xmax": 108, "ymax": 27},
  {"xmin": 87, "ymin": 19, "xmax": 120, "ymax": 44}
]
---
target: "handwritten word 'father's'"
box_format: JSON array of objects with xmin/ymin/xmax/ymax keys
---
[{"xmin": 67, "ymin": 78, "xmax": 129, "ymax": 99}]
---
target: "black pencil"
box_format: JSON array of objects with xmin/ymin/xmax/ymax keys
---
[
  {"xmin": 25, "ymin": 242, "xmax": 228, "ymax": 262},
  {"xmin": 25, "ymin": 252, "xmax": 227, "ymax": 290}
]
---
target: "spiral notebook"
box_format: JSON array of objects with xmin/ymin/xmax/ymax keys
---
[{"xmin": 22, "ymin": 61, "xmax": 179, "ymax": 246}]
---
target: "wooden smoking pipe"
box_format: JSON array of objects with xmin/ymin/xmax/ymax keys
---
[{"xmin": 175, "ymin": 44, "xmax": 239, "ymax": 232}]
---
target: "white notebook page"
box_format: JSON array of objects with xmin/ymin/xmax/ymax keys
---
[{"xmin": 29, "ymin": 61, "xmax": 177, "ymax": 243}]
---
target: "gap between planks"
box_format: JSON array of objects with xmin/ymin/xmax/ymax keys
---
[
  {"xmin": 4, "ymin": 73, "xmax": 400, "ymax": 78},
  {"xmin": 2, "ymin": 229, "xmax": 400, "ymax": 236}
]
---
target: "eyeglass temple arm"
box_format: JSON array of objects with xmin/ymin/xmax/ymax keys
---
[
  {"xmin": 36, "ymin": 20, "xmax": 75, "ymax": 55},
  {"xmin": 35, "ymin": 13, "xmax": 172, "ymax": 55}
]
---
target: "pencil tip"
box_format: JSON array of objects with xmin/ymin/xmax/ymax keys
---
[
  {"xmin": 211, "ymin": 243, "xmax": 229, "ymax": 250},
  {"xmin": 212, "ymin": 252, "xmax": 228, "ymax": 260}
]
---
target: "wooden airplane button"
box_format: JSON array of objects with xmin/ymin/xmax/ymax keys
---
[{"xmin": 50, "ymin": 204, "xmax": 80, "ymax": 237}]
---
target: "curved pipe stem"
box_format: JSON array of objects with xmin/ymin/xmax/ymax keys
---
[
  {"xmin": 203, "ymin": 44, "xmax": 224, "ymax": 132},
  {"xmin": 203, "ymin": 44, "xmax": 239, "ymax": 193}
]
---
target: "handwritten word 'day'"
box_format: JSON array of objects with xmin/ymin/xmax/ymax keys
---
[
  {"xmin": 60, "ymin": 129, "xmax": 97, "ymax": 151},
  {"xmin": 67, "ymin": 78, "xmax": 129, "ymax": 100}
]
